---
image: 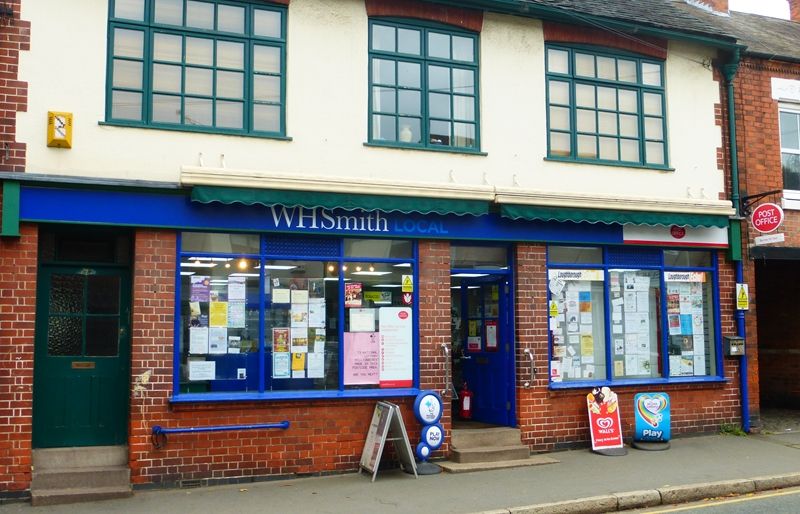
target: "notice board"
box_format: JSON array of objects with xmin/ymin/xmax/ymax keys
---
[{"xmin": 359, "ymin": 401, "xmax": 417, "ymax": 482}]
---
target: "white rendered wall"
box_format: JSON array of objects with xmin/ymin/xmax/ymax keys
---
[{"xmin": 18, "ymin": 0, "xmax": 727, "ymax": 210}]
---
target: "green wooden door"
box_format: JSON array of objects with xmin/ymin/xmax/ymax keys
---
[{"xmin": 33, "ymin": 266, "xmax": 131, "ymax": 448}]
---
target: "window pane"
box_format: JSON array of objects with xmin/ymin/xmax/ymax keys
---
[
  {"xmin": 254, "ymin": 9, "xmax": 281, "ymax": 38},
  {"xmin": 599, "ymin": 137, "xmax": 619, "ymax": 160},
  {"xmin": 453, "ymin": 69, "xmax": 474, "ymax": 95},
  {"xmin": 619, "ymin": 89, "xmax": 637, "ymax": 113},
  {"xmin": 254, "ymin": 75, "xmax": 281, "ymax": 102},
  {"xmin": 575, "ymin": 53, "xmax": 595, "ymax": 77},
  {"xmin": 548, "ymin": 80, "xmax": 569, "ymax": 105},
  {"xmin": 577, "ymin": 134, "xmax": 597, "ymax": 158},
  {"xmin": 154, "ymin": 33, "xmax": 182, "ymax": 62},
  {"xmin": 186, "ymin": 37, "xmax": 214, "ymax": 65},
  {"xmin": 598, "ymin": 112, "xmax": 617, "ymax": 135},
  {"xmin": 373, "ymin": 58, "xmax": 396, "ymax": 85},
  {"xmin": 621, "ymin": 139, "xmax": 639, "ymax": 161},
  {"xmin": 783, "ymin": 153, "xmax": 800, "ymax": 190},
  {"xmin": 217, "ymin": 41, "xmax": 244, "ymax": 69},
  {"xmin": 548, "ymin": 272, "xmax": 606, "ymax": 382},
  {"xmin": 216, "ymin": 100, "xmax": 243, "ymax": 128},
  {"xmin": 780, "ymin": 111, "xmax": 800, "ymax": 150},
  {"xmin": 254, "ymin": 104, "xmax": 280, "ymax": 132},
  {"xmin": 115, "ymin": 0, "xmax": 145, "ymax": 20},
  {"xmin": 50, "ymin": 275, "xmax": 83, "ymax": 313},
  {"xmin": 618, "ymin": 59, "xmax": 636, "ymax": 82},
  {"xmin": 575, "ymin": 84, "xmax": 595, "ymax": 108},
  {"xmin": 646, "ymin": 142, "xmax": 665, "ymax": 165},
  {"xmin": 398, "ymin": 118, "xmax": 421, "ymax": 143},
  {"xmin": 398, "ymin": 90, "xmax": 420, "ymax": 116},
  {"xmin": 373, "ymin": 86, "xmax": 396, "ymax": 113},
  {"xmin": 114, "ymin": 28, "xmax": 144, "ymax": 58},
  {"xmin": 181, "ymin": 232, "xmax": 260, "ymax": 253},
  {"xmin": 186, "ymin": 1, "xmax": 214, "ymax": 30},
  {"xmin": 186, "ymin": 67, "xmax": 213, "ymax": 96},
  {"xmin": 576, "ymin": 109, "xmax": 596, "ymax": 133},
  {"xmin": 597, "ymin": 56, "xmax": 616, "ymax": 80},
  {"xmin": 430, "ymin": 120, "xmax": 450, "ymax": 145},
  {"xmin": 645, "ymin": 117, "xmax": 663, "ymax": 140},
  {"xmin": 548, "ymin": 246, "xmax": 602, "ymax": 264},
  {"xmin": 86, "ymin": 317, "xmax": 119, "ymax": 357},
  {"xmin": 153, "ymin": 63, "xmax": 182, "ymax": 93},
  {"xmin": 643, "ymin": 93, "xmax": 662, "ymax": 116},
  {"xmin": 549, "ymin": 106, "xmax": 570, "ymax": 131},
  {"xmin": 454, "ymin": 122, "xmax": 475, "ymax": 148},
  {"xmin": 611, "ymin": 270, "xmax": 661, "ymax": 379},
  {"xmin": 451, "ymin": 245, "xmax": 507, "ymax": 268},
  {"xmin": 429, "ymin": 92, "xmax": 450, "ymax": 118},
  {"xmin": 372, "ymin": 24, "xmax": 395, "ymax": 52},
  {"xmin": 346, "ymin": 239, "xmax": 413, "ymax": 258},
  {"xmin": 113, "ymin": 60, "xmax": 142, "ymax": 89},
  {"xmin": 254, "ymin": 45, "xmax": 280, "ymax": 74},
  {"xmin": 428, "ymin": 65, "xmax": 450, "ymax": 92},
  {"xmin": 452, "ymin": 36, "xmax": 474, "ymax": 62},
  {"xmin": 398, "ymin": 61, "xmax": 420, "ymax": 88},
  {"xmin": 619, "ymin": 114, "xmax": 638, "ymax": 138},
  {"xmin": 428, "ymin": 32, "xmax": 450, "ymax": 59},
  {"xmin": 48, "ymin": 316, "xmax": 82, "ymax": 356},
  {"xmin": 217, "ymin": 70, "xmax": 243, "ymax": 98},
  {"xmin": 185, "ymin": 97, "xmax": 213, "ymax": 126},
  {"xmin": 547, "ymin": 48, "xmax": 569, "ymax": 74},
  {"xmin": 112, "ymin": 91, "xmax": 142, "ymax": 120},
  {"xmin": 218, "ymin": 5, "xmax": 245, "ymax": 33},
  {"xmin": 642, "ymin": 62, "xmax": 662, "ymax": 86},
  {"xmin": 398, "ymin": 28, "xmax": 420, "ymax": 55},
  {"xmin": 550, "ymin": 132, "xmax": 570, "ymax": 156},
  {"xmin": 372, "ymin": 114, "xmax": 396, "ymax": 140},
  {"xmin": 453, "ymin": 96, "xmax": 474, "ymax": 121},
  {"xmin": 153, "ymin": 94, "xmax": 181, "ymax": 123},
  {"xmin": 154, "ymin": 0, "xmax": 182, "ymax": 25},
  {"xmin": 664, "ymin": 251, "xmax": 711, "ymax": 267},
  {"xmin": 597, "ymin": 87, "xmax": 617, "ymax": 110},
  {"xmin": 666, "ymin": 274, "xmax": 715, "ymax": 377}
]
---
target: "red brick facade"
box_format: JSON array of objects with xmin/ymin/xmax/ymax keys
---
[{"xmin": 0, "ymin": 1, "xmax": 28, "ymax": 173}]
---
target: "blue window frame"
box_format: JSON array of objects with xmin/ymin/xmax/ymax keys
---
[
  {"xmin": 546, "ymin": 246, "xmax": 722, "ymax": 388},
  {"xmin": 546, "ymin": 45, "xmax": 668, "ymax": 168},
  {"xmin": 368, "ymin": 19, "xmax": 480, "ymax": 151},
  {"xmin": 174, "ymin": 232, "xmax": 419, "ymax": 401},
  {"xmin": 107, "ymin": 0, "xmax": 286, "ymax": 136}
]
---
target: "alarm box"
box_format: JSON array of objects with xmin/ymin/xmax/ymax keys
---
[{"xmin": 723, "ymin": 336, "xmax": 745, "ymax": 357}]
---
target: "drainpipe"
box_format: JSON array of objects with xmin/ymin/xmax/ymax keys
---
[{"xmin": 722, "ymin": 49, "xmax": 750, "ymax": 433}]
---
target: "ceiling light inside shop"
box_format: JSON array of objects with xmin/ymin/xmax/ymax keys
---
[
  {"xmin": 180, "ymin": 262, "xmax": 218, "ymax": 268},
  {"xmin": 393, "ymin": 263, "xmax": 412, "ymax": 268},
  {"xmin": 238, "ymin": 259, "xmax": 248, "ymax": 270},
  {"xmin": 351, "ymin": 271, "xmax": 392, "ymax": 276},
  {"xmin": 373, "ymin": 284, "xmax": 402, "ymax": 288},
  {"xmin": 451, "ymin": 273, "xmax": 489, "ymax": 278},
  {"xmin": 229, "ymin": 273, "xmax": 260, "ymax": 277},
  {"xmin": 262, "ymin": 265, "xmax": 297, "ymax": 270},
  {"xmin": 188, "ymin": 257, "xmax": 232, "ymax": 262},
  {"xmin": 450, "ymin": 285, "xmax": 480, "ymax": 289},
  {"xmin": 180, "ymin": 271, "xmax": 196, "ymax": 276}
]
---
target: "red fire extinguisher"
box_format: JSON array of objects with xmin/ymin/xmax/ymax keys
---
[{"xmin": 460, "ymin": 382, "xmax": 473, "ymax": 419}]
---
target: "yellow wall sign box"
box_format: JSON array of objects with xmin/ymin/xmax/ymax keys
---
[
  {"xmin": 736, "ymin": 283, "xmax": 749, "ymax": 311},
  {"xmin": 47, "ymin": 111, "xmax": 73, "ymax": 148}
]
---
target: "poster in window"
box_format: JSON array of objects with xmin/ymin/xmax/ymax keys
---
[
  {"xmin": 308, "ymin": 298, "xmax": 326, "ymax": 328},
  {"xmin": 228, "ymin": 336, "xmax": 241, "ymax": 354},
  {"xmin": 273, "ymin": 352, "xmax": 290, "ymax": 379},
  {"xmin": 189, "ymin": 326, "xmax": 209, "ymax": 354},
  {"xmin": 208, "ymin": 327, "xmax": 227, "ymax": 354},
  {"xmin": 345, "ymin": 282, "xmax": 363, "ymax": 308},
  {"xmin": 273, "ymin": 328, "xmax": 289, "ymax": 353},
  {"xmin": 188, "ymin": 360, "xmax": 215, "ymax": 381},
  {"xmin": 379, "ymin": 307, "xmax": 413, "ymax": 388},
  {"xmin": 485, "ymin": 320, "xmax": 498, "ymax": 351},
  {"xmin": 344, "ymin": 332, "xmax": 380, "ymax": 385},
  {"xmin": 190, "ymin": 276, "xmax": 211, "ymax": 302},
  {"xmin": 292, "ymin": 352, "xmax": 306, "ymax": 379},
  {"xmin": 290, "ymin": 327, "xmax": 308, "ymax": 353},
  {"xmin": 228, "ymin": 300, "xmax": 246, "ymax": 328},
  {"xmin": 467, "ymin": 336, "xmax": 481, "ymax": 351},
  {"xmin": 291, "ymin": 288, "xmax": 309, "ymax": 304},
  {"xmin": 350, "ymin": 308, "xmax": 377, "ymax": 332},
  {"xmin": 291, "ymin": 303, "xmax": 309, "ymax": 328},
  {"xmin": 228, "ymin": 275, "xmax": 246, "ymax": 301},
  {"xmin": 272, "ymin": 288, "xmax": 291, "ymax": 304},
  {"xmin": 307, "ymin": 352, "xmax": 324, "ymax": 379},
  {"xmin": 209, "ymin": 301, "xmax": 228, "ymax": 327}
]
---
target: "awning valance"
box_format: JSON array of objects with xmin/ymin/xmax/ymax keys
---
[
  {"xmin": 499, "ymin": 204, "xmax": 729, "ymax": 228},
  {"xmin": 191, "ymin": 186, "xmax": 490, "ymax": 216}
]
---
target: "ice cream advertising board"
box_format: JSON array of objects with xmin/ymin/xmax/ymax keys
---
[{"xmin": 586, "ymin": 387, "xmax": 624, "ymax": 451}]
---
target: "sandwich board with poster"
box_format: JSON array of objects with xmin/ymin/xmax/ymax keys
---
[{"xmin": 359, "ymin": 401, "xmax": 418, "ymax": 482}]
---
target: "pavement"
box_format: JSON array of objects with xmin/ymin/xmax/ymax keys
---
[{"xmin": 6, "ymin": 413, "xmax": 800, "ymax": 513}]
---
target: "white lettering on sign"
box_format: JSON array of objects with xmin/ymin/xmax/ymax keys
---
[{"xmin": 270, "ymin": 206, "xmax": 389, "ymax": 233}]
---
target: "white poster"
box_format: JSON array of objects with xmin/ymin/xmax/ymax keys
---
[
  {"xmin": 189, "ymin": 326, "xmax": 209, "ymax": 354},
  {"xmin": 228, "ymin": 276, "xmax": 246, "ymax": 301},
  {"xmin": 308, "ymin": 298, "xmax": 326, "ymax": 328},
  {"xmin": 378, "ymin": 307, "xmax": 413, "ymax": 388},
  {"xmin": 272, "ymin": 352, "xmax": 290, "ymax": 379},
  {"xmin": 188, "ymin": 360, "xmax": 215, "ymax": 381},
  {"xmin": 350, "ymin": 308, "xmax": 377, "ymax": 332},
  {"xmin": 307, "ymin": 352, "xmax": 325, "ymax": 379},
  {"xmin": 208, "ymin": 327, "xmax": 228, "ymax": 354}
]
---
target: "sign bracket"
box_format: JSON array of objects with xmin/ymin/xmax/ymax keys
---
[{"xmin": 741, "ymin": 189, "xmax": 782, "ymax": 216}]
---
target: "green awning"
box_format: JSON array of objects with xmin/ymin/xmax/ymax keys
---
[
  {"xmin": 191, "ymin": 186, "xmax": 490, "ymax": 216},
  {"xmin": 500, "ymin": 204, "xmax": 729, "ymax": 228}
]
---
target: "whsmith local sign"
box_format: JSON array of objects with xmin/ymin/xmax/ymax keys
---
[{"xmin": 750, "ymin": 203, "xmax": 784, "ymax": 234}]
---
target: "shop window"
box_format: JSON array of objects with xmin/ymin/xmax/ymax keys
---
[
  {"xmin": 546, "ymin": 45, "xmax": 668, "ymax": 167},
  {"xmin": 176, "ymin": 233, "xmax": 417, "ymax": 399},
  {"xmin": 547, "ymin": 247, "xmax": 719, "ymax": 386},
  {"xmin": 451, "ymin": 245, "xmax": 508, "ymax": 270},
  {"xmin": 107, "ymin": 0, "xmax": 286, "ymax": 136},
  {"xmin": 368, "ymin": 19, "xmax": 480, "ymax": 151}
]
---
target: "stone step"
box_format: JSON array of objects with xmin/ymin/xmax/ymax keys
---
[
  {"xmin": 451, "ymin": 427, "xmax": 523, "ymax": 449},
  {"xmin": 439, "ymin": 454, "xmax": 560, "ymax": 473},
  {"xmin": 451, "ymin": 444, "xmax": 531, "ymax": 463},
  {"xmin": 33, "ymin": 446, "xmax": 128, "ymax": 470},
  {"xmin": 32, "ymin": 466, "xmax": 130, "ymax": 490},
  {"xmin": 31, "ymin": 485, "xmax": 132, "ymax": 507}
]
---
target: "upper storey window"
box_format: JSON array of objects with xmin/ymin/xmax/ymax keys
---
[
  {"xmin": 780, "ymin": 108, "xmax": 800, "ymax": 190},
  {"xmin": 368, "ymin": 19, "xmax": 480, "ymax": 151},
  {"xmin": 546, "ymin": 45, "xmax": 667, "ymax": 168},
  {"xmin": 107, "ymin": 0, "xmax": 286, "ymax": 136}
]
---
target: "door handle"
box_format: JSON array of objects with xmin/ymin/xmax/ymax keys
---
[{"xmin": 441, "ymin": 343, "xmax": 451, "ymax": 397}]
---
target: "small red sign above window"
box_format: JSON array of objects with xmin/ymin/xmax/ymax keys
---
[
  {"xmin": 751, "ymin": 203, "xmax": 784, "ymax": 234},
  {"xmin": 669, "ymin": 225, "xmax": 686, "ymax": 239}
]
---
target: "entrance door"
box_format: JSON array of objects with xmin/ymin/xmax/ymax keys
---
[
  {"xmin": 451, "ymin": 276, "xmax": 514, "ymax": 426},
  {"xmin": 33, "ymin": 266, "xmax": 131, "ymax": 447}
]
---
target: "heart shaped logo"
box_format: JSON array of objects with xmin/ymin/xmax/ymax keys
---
[
  {"xmin": 637, "ymin": 394, "xmax": 667, "ymax": 428},
  {"xmin": 597, "ymin": 417, "xmax": 614, "ymax": 429}
]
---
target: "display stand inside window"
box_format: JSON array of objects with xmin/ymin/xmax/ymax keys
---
[{"xmin": 665, "ymin": 272, "xmax": 715, "ymax": 377}]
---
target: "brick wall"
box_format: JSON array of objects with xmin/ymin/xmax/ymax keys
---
[
  {"xmin": 129, "ymin": 236, "xmax": 447, "ymax": 486},
  {"xmin": 0, "ymin": 221, "xmax": 36, "ymax": 495},
  {"xmin": 0, "ymin": 1, "xmax": 29, "ymax": 172},
  {"xmin": 515, "ymin": 244, "xmax": 744, "ymax": 451}
]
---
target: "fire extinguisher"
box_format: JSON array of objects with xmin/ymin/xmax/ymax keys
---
[{"xmin": 460, "ymin": 382, "xmax": 473, "ymax": 419}]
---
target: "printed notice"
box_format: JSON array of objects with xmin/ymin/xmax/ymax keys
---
[
  {"xmin": 190, "ymin": 276, "xmax": 211, "ymax": 302},
  {"xmin": 344, "ymin": 332, "xmax": 380, "ymax": 385},
  {"xmin": 208, "ymin": 327, "xmax": 228, "ymax": 354},
  {"xmin": 379, "ymin": 308, "xmax": 413, "ymax": 388},
  {"xmin": 291, "ymin": 327, "xmax": 309, "ymax": 353},
  {"xmin": 188, "ymin": 360, "xmax": 215, "ymax": 381},
  {"xmin": 272, "ymin": 288, "xmax": 291, "ymax": 304},
  {"xmin": 307, "ymin": 352, "xmax": 324, "ymax": 379},
  {"xmin": 228, "ymin": 276, "xmax": 246, "ymax": 301},
  {"xmin": 209, "ymin": 301, "xmax": 228, "ymax": 327},
  {"xmin": 272, "ymin": 352, "xmax": 290, "ymax": 379},
  {"xmin": 350, "ymin": 308, "xmax": 377, "ymax": 332},
  {"xmin": 228, "ymin": 300, "xmax": 246, "ymax": 328},
  {"xmin": 189, "ymin": 326, "xmax": 209, "ymax": 354},
  {"xmin": 308, "ymin": 298, "xmax": 326, "ymax": 328}
]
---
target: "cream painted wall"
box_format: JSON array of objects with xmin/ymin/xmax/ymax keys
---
[{"xmin": 18, "ymin": 0, "xmax": 727, "ymax": 209}]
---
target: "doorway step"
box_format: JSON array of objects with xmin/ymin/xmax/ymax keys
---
[
  {"xmin": 439, "ymin": 427, "xmax": 558, "ymax": 473},
  {"xmin": 31, "ymin": 446, "xmax": 132, "ymax": 506}
]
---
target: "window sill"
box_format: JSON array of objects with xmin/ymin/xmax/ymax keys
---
[
  {"xmin": 548, "ymin": 376, "xmax": 726, "ymax": 390},
  {"xmin": 364, "ymin": 141, "xmax": 487, "ymax": 156},
  {"xmin": 170, "ymin": 387, "xmax": 420, "ymax": 403},
  {"xmin": 782, "ymin": 189, "xmax": 800, "ymax": 210},
  {"xmin": 544, "ymin": 156, "xmax": 674, "ymax": 172},
  {"xmin": 98, "ymin": 121, "xmax": 293, "ymax": 141}
]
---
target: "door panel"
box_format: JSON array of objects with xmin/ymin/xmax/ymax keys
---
[{"xmin": 34, "ymin": 266, "xmax": 130, "ymax": 448}]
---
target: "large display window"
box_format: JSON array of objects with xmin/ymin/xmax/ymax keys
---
[
  {"xmin": 547, "ymin": 246, "xmax": 721, "ymax": 386},
  {"xmin": 176, "ymin": 232, "xmax": 417, "ymax": 400}
]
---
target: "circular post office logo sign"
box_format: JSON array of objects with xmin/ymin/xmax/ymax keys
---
[{"xmin": 751, "ymin": 203, "xmax": 784, "ymax": 233}]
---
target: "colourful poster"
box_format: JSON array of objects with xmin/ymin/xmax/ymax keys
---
[
  {"xmin": 345, "ymin": 282, "xmax": 363, "ymax": 308},
  {"xmin": 634, "ymin": 392, "xmax": 671, "ymax": 442},
  {"xmin": 379, "ymin": 307, "xmax": 413, "ymax": 388},
  {"xmin": 290, "ymin": 327, "xmax": 308, "ymax": 353},
  {"xmin": 209, "ymin": 301, "xmax": 228, "ymax": 327},
  {"xmin": 272, "ymin": 328, "xmax": 289, "ymax": 353},
  {"xmin": 343, "ymin": 332, "xmax": 379, "ymax": 385},
  {"xmin": 586, "ymin": 387, "xmax": 623, "ymax": 451},
  {"xmin": 190, "ymin": 275, "xmax": 210, "ymax": 302}
]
